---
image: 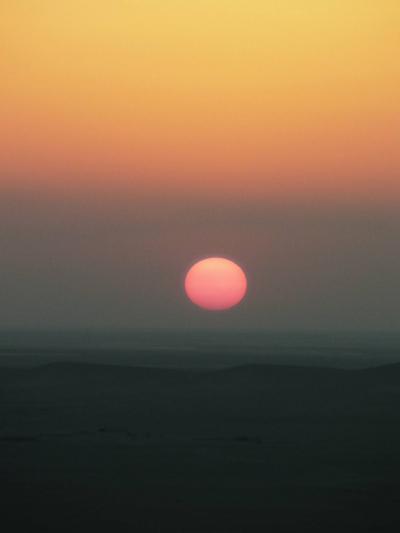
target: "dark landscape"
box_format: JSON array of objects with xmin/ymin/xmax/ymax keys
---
[{"xmin": 1, "ymin": 332, "xmax": 400, "ymax": 532}]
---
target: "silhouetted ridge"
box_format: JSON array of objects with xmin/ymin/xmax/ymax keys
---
[
  {"xmin": 0, "ymin": 362, "xmax": 195, "ymax": 385},
  {"xmin": 2, "ymin": 361, "xmax": 400, "ymax": 387},
  {"xmin": 199, "ymin": 364, "xmax": 348, "ymax": 387},
  {"xmin": 358, "ymin": 362, "xmax": 400, "ymax": 374},
  {"xmin": 211, "ymin": 363, "xmax": 345, "ymax": 377}
]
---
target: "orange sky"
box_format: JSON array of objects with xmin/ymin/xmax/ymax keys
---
[{"xmin": 1, "ymin": 0, "xmax": 399, "ymax": 203}]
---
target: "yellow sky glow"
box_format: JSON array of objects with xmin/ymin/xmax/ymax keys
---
[{"xmin": 1, "ymin": 0, "xmax": 399, "ymax": 202}]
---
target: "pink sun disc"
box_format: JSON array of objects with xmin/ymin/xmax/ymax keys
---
[{"xmin": 184, "ymin": 257, "xmax": 247, "ymax": 311}]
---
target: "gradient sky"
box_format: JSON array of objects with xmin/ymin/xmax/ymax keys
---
[{"xmin": 1, "ymin": 1, "xmax": 399, "ymax": 330}]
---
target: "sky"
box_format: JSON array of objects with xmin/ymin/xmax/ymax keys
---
[{"xmin": 0, "ymin": 1, "xmax": 399, "ymax": 330}]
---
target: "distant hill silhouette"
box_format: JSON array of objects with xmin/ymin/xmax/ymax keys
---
[{"xmin": 1, "ymin": 361, "xmax": 400, "ymax": 420}]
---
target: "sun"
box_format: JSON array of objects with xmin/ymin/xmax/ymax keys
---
[{"xmin": 184, "ymin": 257, "xmax": 247, "ymax": 311}]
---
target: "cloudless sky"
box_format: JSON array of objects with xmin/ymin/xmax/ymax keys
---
[{"xmin": 1, "ymin": 1, "xmax": 399, "ymax": 330}]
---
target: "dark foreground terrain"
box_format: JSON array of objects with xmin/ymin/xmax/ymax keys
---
[{"xmin": 2, "ymin": 350, "xmax": 400, "ymax": 532}]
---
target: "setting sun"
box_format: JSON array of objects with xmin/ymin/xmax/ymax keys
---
[{"xmin": 185, "ymin": 257, "xmax": 247, "ymax": 311}]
